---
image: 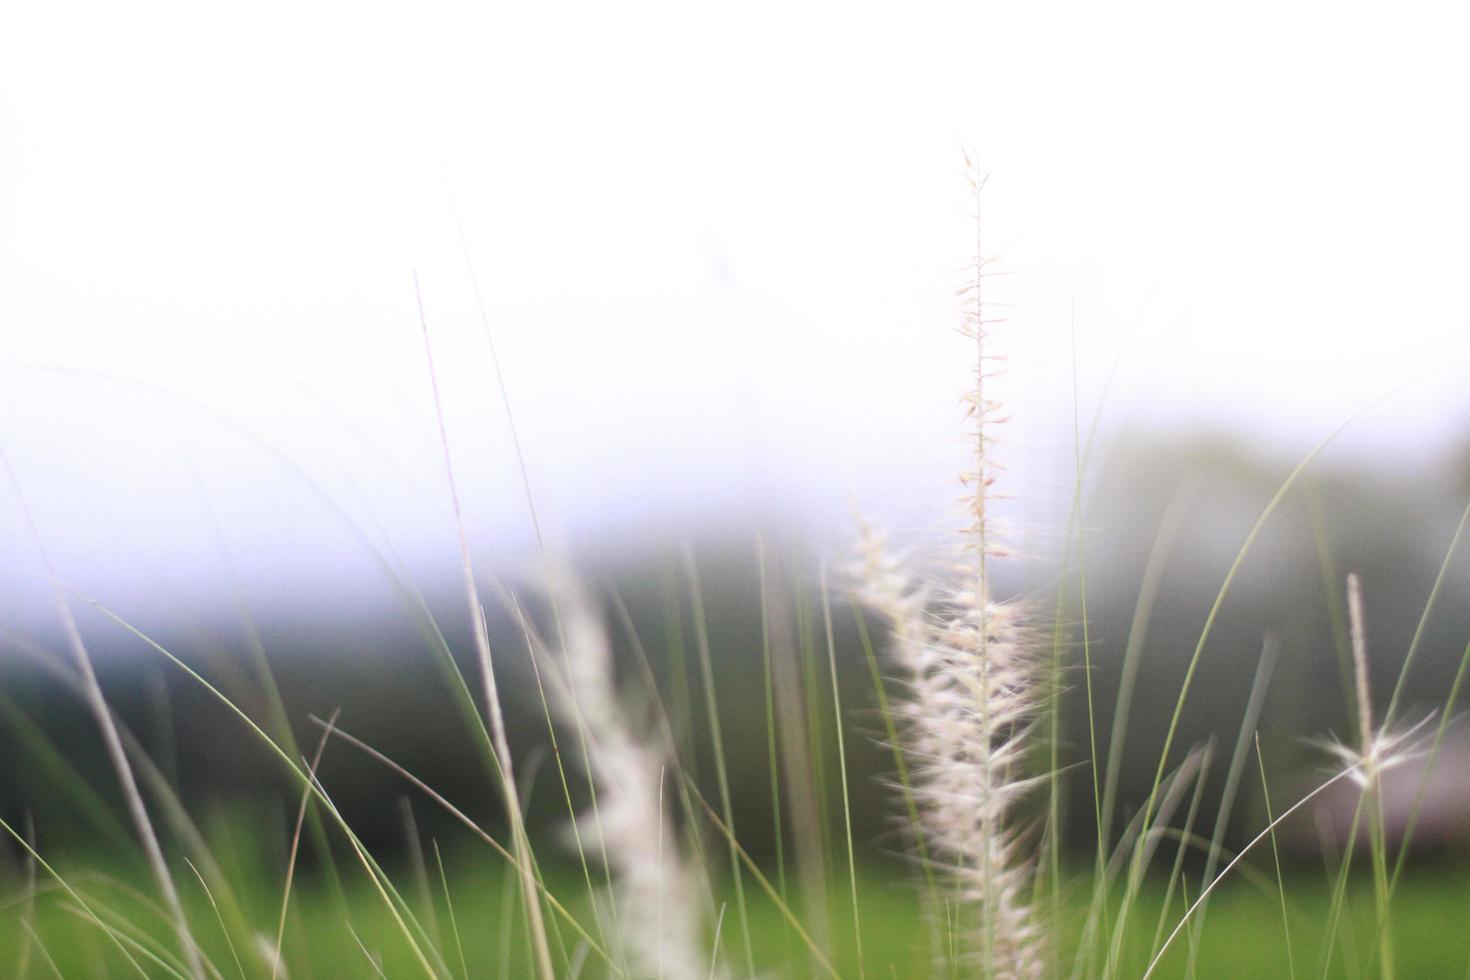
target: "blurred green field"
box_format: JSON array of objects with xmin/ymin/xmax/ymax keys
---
[
  {"xmin": 7, "ymin": 831, "xmax": 1470, "ymax": 980},
  {"xmin": 4, "ymin": 320, "xmax": 1469, "ymax": 979}
]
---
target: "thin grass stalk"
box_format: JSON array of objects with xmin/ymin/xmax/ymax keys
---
[
  {"xmin": 506, "ymin": 591, "xmax": 617, "ymax": 952},
  {"xmin": 1316, "ymin": 793, "xmax": 1369, "ymax": 980},
  {"xmin": 773, "ymin": 561, "xmax": 834, "ymax": 958},
  {"xmin": 1066, "ymin": 287, "xmax": 1107, "ymax": 920},
  {"xmin": 795, "ymin": 577, "xmax": 837, "ymax": 881},
  {"xmin": 1347, "ymin": 574, "xmax": 1395, "ymax": 980},
  {"xmin": 306, "ymin": 767, "xmax": 448, "ymax": 978},
  {"xmin": 684, "ymin": 549, "xmax": 757, "ymax": 975},
  {"xmin": 306, "ymin": 716, "xmax": 621, "ymax": 975},
  {"xmin": 271, "ymin": 709, "xmax": 340, "ymax": 979},
  {"xmin": 536, "ymin": 588, "xmax": 628, "ymax": 953},
  {"xmin": 661, "ymin": 572, "xmax": 699, "ymax": 785},
  {"xmin": 1117, "ymin": 414, "xmax": 1361, "ymax": 965},
  {"xmin": 851, "ymin": 600, "xmax": 944, "ymax": 961},
  {"xmin": 63, "ymin": 903, "xmax": 194, "ymax": 980},
  {"xmin": 400, "ymin": 799, "xmax": 443, "ymax": 951},
  {"xmin": 1043, "ymin": 562, "xmax": 1069, "ymax": 944},
  {"xmin": 1143, "ymin": 764, "xmax": 1364, "ymax": 979},
  {"xmin": 757, "ymin": 540, "xmax": 790, "ymax": 918},
  {"xmin": 1146, "ymin": 747, "xmax": 1215, "ymax": 962},
  {"xmin": 347, "ymin": 922, "xmax": 390, "ymax": 980},
  {"xmin": 14, "ymin": 812, "xmax": 37, "ymax": 980},
  {"xmin": 183, "ymin": 857, "xmax": 244, "ymax": 980},
  {"xmin": 605, "ymin": 586, "xmax": 721, "ymax": 919},
  {"xmin": 180, "ymin": 447, "xmax": 352, "ymax": 921},
  {"xmin": 91, "ymin": 361, "xmax": 510, "ymax": 822},
  {"xmin": 432, "ymin": 840, "xmax": 471, "ymax": 980},
  {"xmin": 450, "ymin": 186, "xmax": 546, "ymax": 556},
  {"xmin": 1383, "ymin": 492, "xmax": 1470, "ymax": 729},
  {"xmin": 683, "ymin": 777, "xmax": 842, "ymax": 980},
  {"xmin": 820, "ymin": 567, "xmax": 864, "ymax": 975},
  {"xmin": 21, "ymin": 920, "xmax": 65, "ymax": 980},
  {"xmin": 1042, "ymin": 283, "xmax": 1151, "ymax": 941},
  {"xmin": 2, "ymin": 635, "xmax": 260, "ymax": 962},
  {"xmin": 1184, "ymin": 634, "xmax": 1280, "ymax": 964},
  {"xmin": 0, "ymin": 817, "xmax": 154, "ymax": 979},
  {"xmin": 414, "ymin": 277, "xmax": 553, "ymax": 980},
  {"xmin": 1100, "ymin": 481, "xmax": 1194, "ymax": 847},
  {"xmin": 0, "ymin": 449, "xmax": 205, "ymax": 980},
  {"xmin": 1102, "ymin": 746, "xmax": 1211, "ymax": 976},
  {"xmin": 496, "ymin": 838, "xmax": 522, "ymax": 980},
  {"xmin": 1389, "ymin": 635, "xmax": 1470, "ymax": 892},
  {"xmin": 1078, "ymin": 482, "xmax": 1191, "ymax": 979},
  {"xmin": 1067, "ymin": 745, "xmax": 1215, "ymax": 980},
  {"xmin": 1127, "ymin": 369, "xmax": 1429, "ymax": 968},
  {"xmin": 85, "ymin": 595, "xmax": 488, "ymax": 977},
  {"xmin": 1255, "ymin": 734, "xmax": 1297, "ymax": 980},
  {"xmin": 453, "ymin": 226, "xmax": 633, "ymax": 957}
]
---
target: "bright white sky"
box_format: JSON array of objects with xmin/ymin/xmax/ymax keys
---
[{"xmin": 2, "ymin": 1, "xmax": 1469, "ymax": 623}]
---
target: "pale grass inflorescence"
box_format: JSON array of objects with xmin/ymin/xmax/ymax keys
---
[
  {"xmin": 855, "ymin": 164, "xmax": 1045, "ymax": 978},
  {"xmin": 1320, "ymin": 573, "xmax": 1432, "ymax": 792},
  {"xmin": 9, "ymin": 163, "xmax": 1470, "ymax": 980},
  {"xmin": 542, "ymin": 575, "xmax": 718, "ymax": 980}
]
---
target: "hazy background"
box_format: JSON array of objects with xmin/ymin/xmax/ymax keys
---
[{"xmin": 4, "ymin": 0, "xmax": 1470, "ymax": 857}]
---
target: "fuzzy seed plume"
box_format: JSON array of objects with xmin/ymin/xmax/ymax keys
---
[
  {"xmin": 1319, "ymin": 573, "xmax": 1432, "ymax": 789},
  {"xmin": 541, "ymin": 575, "xmax": 717, "ymax": 980},
  {"xmin": 855, "ymin": 163, "xmax": 1044, "ymax": 978}
]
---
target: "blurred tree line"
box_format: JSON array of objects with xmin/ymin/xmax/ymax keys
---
[{"xmin": 3, "ymin": 431, "xmax": 1469, "ymax": 874}]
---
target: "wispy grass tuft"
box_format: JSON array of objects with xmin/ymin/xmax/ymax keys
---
[
  {"xmin": 537, "ymin": 574, "xmax": 719, "ymax": 980},
  {"xmin": 855, "ymin": 163, "xmax": 1045, "ymax": 978}
]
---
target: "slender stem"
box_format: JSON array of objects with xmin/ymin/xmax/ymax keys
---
[
  {"xmin": 415, "ymin": 276, "xmax": 553, "ymax": 980},
  {"xmin": 1144, "ymin": 766, "xmax": 1360, "ymax": 979},
  {"xmin": 821, "ymin": 568, "xmax": 863, "ymax": 976},
  {"xmin": 0, "ymin": 448, "xmax": 205, "ymax": 980}
]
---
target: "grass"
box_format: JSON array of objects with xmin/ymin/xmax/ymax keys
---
[
  {"xmin": 8, "ymin": 844, "xmax": 1470, "ymax": 979},
  {"xmin": 4, "ymin": 174, "xmax": 1470, "ymax": 979}
]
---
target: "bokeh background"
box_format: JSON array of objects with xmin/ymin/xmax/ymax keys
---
[{"xmin": 3, "ymin": 1, "xmax": 1470, "ymax": 974}]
